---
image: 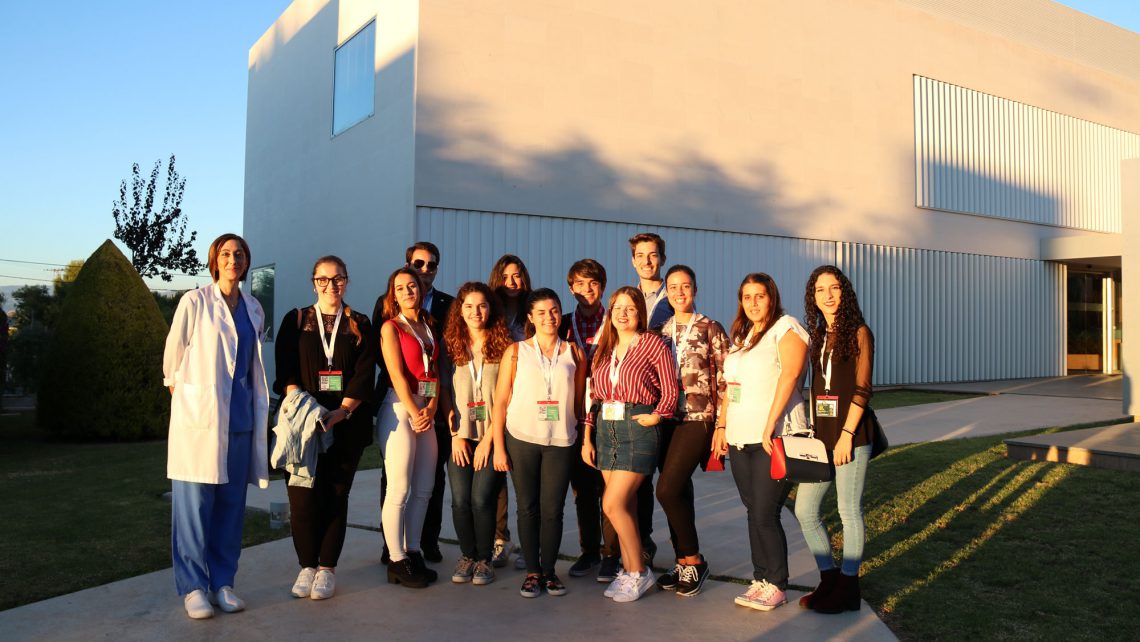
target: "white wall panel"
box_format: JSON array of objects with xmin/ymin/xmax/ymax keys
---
[
  {"xmin": 914, "ymin": 76, "xmax": 1140, "ymax": 233},
  {"xmin": 839, "ymin": 242, "xmax": 1066, "ymax": 385},
  {"xmin": 416, "ymin": 207, "xmax": 834, "ymax": 333}
]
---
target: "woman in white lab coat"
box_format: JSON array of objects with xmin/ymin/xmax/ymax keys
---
[{"xmin": 163, "ymin": 233, "xmax": 270, "ymax": 620}]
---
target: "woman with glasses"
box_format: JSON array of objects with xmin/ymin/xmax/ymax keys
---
[
  {"xmin": 377, "ymin": 267, "xmax": 448, "ymax": 588},
  {"xmin": 492, "ymin": 289, "xmax": 587, "ymax": 598},
  {"xmin": 165, "ymin": 233, "xmax": 270, "ymax": 619},
  {"xmin": 275, "ymin": 256, "xmax": 376, "ymax": 601},
  {"xmin": 582, "ymin": 286, "xmax": 678, "ymax": 603}
]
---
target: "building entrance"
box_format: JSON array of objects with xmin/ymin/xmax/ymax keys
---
[{"xmin": 1067, "ymin": 270, "xmax": 1121, "ymax": 374}]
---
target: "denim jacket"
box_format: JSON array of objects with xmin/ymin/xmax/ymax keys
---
[{"xmin": 270, "ymin": 389, "xmax": 334, "ymax": 488}]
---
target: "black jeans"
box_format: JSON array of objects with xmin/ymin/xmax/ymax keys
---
[
  {"xmin": 448, "ymin": 445, "xmax": 504, "ymax": 562},
  {"xmin": 286, "ymin": 441, "xmax": 365, "ymax": 569},
  {"xmin": 420, "ymin": 419, "xmax": 451, "ymax": 550},
  {"xmin": 506, "ymin": 432, "xmax": 574, "ymax": 575},
  {"xmin": 656, "ymin": 420, "xmax": 712, "ymax": 558},
  {"xmin": 729, "ymin": 443, "xmax": 792, "ymax": 588}
]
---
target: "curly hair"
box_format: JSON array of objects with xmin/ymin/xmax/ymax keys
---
[
  {"xmin": 591, "ymin": 286, "xmax": 647, "ymax": 370},
  {"xmin": 444, "ymin": 282, "xmax": 512, "ymax": 365},
  {"xmin": 728, "ymin": 273, "xmax": 784, "ymax": 353},
  {"xmin": 803, "ymin": 265, "xmax": 867, "ymax": 361}
]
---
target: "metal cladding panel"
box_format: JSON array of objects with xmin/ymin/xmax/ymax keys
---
[
  {"xmin": 415, "ymin": 207, "xmax": 834, "ymax": 329},
  {"xmin": 914, "ymin": 76, "xmax": 1140, "ymax": 233},
  {"xmin": 839, "ymin": 242, "xmax": 1066, "ymax": 385}
]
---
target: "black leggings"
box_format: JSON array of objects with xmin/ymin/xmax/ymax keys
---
[
  {"xmin": 287, "ymin": 441, "xmax": 365, "ymax": 569},
  {"xmin": 655, "ymin": 420, "xmax": 712, "ymax": 559}
]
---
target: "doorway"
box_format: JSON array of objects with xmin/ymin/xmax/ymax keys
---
[{"xmin": 1067, "ymin": 270, "xmax": 1121, "ymax": 374}]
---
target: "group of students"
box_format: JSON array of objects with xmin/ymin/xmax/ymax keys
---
[{"xmin": 163, "ymin": 231, "xmax": 877, "ymax": 619}]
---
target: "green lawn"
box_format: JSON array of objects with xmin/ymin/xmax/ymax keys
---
[
  {"xmin": 0, "ymin": 411, "xmax": 289, "ymax": 611},
  {"xmin": 793, "ymin": 421, "xmax": 1140, "ymax": 641},
  {"xmin": 872, "ymin": 389, "xmax": 983, "ymax": 409}
]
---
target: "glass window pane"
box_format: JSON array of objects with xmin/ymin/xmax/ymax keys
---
[
  {"xmin": 250, "ymin": 264, "xmax": 275, "ymax": 341},
  {"xmin": 332, "ymin": 21, "xmax": 375, "ymax": 135}
]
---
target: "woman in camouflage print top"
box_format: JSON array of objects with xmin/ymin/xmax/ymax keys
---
[{"xmin": 653, "ymin": 265, "xmax": 730, "ymax": 597}]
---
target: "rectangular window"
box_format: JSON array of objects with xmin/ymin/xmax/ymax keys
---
[
  {"xmin": 332, "ymin": 20, "xmax": 376, "ymax": 136},
  {"xmin": 250, "ymin": 264, "xmax": 275, "ymax": 341}
]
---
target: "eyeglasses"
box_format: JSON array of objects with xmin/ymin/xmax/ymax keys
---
[
  {"xmin": 314, "ymin": 276, "xmax": 348, "ymax": 288},
  {"xmin": 411, "ymin": 259, "xmax": 439, "ymax": 272}
]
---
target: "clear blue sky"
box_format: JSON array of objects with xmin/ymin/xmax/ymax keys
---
[{"xmin": 0, "ymin": 0, "xmax": 1136, "ymax": 293}]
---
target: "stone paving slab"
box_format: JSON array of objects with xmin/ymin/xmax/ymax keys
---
[
  {"xmin": 0, "ymin": 529, "xmax": 895, "ymax": 642},
  {"xmin": 906, "ymin": 374, "xmax": 1122, "ymax": 400}
]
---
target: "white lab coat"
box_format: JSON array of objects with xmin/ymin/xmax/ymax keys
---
[{"xmin": 163, "ymin": 284, "xmax": 270, "ymax": 488}]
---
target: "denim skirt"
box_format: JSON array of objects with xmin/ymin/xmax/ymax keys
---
[{"xmin": 597, "ymin": 403, "xmax": 659, "ymax": 474}]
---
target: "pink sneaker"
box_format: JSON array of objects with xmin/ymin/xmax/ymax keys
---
[{"xmin": 734, "ymin": 580, "xmax": 787, "ymax": 611}]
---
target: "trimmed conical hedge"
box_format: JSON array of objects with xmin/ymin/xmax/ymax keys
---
[{"xmin": 38, "ymin": 240, "xmax": 169, "ymax": 440}]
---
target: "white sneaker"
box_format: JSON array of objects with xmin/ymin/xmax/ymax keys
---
[
  {"xmin": 291, "ymin": 567, "xmax": 317, "ymax": 598},
  {"xmin": 612, "ymin": 570, "xmax": 655, "ymax": 603},
  {"xmin": 209, "ymin": 586, "xmax": 245, "ymax": 613},
  {"xmin": 603, "ymin": 570, "xmax": 629, "ymax": 598},
  {"xmin": 514, "ymin": 554, "xmax": 527, "ymax": 570},
  {"xmin": 310, "ymin": 569, "xmax": 336, "ymax": 600},
  {"xmin": 183, "ymin": 589, "xmax": 214, "ymax": 619}
]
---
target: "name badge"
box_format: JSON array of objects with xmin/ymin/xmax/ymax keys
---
[
  {"xmin": 601, "ymin": 401, "xmax": 626, "ymax": 421},
  {"xmin": 815, "ymin": 395, "xmax": 839, "ymax": 418},
  {"xmin": 467, "ymin": 401, "xmax": 487, "ymax": 422},
  {"xmin": 319, "ymin": 370, "xmax": 343, "ymax": 392},
  {"xmin": 727, "ymin": 382, "xmax": 742, "ymax": 403},
  {"xmin": 537, "ymin": 400, "xmax": 560, "ymax": 422},
  {"xmin": 417, "ymin": 380, "xmax": 438, "ymax": 398}
]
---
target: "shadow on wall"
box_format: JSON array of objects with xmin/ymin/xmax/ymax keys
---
[{"xmin": 917, "ymin": 160, "xmax": 1063, "ymax": 228}]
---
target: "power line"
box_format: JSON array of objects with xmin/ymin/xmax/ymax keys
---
[
  {"xmin": 0, "ymin": 257, "xmax": 210, "ymax": 278},
  {"xmin": 0, "ymin": 273, "xmax": 56, "ymax": 283}
]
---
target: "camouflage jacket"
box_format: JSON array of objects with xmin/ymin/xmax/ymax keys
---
[{"xmin": 658, "ymin": 313, "xmax": 730, "ymax": 423}]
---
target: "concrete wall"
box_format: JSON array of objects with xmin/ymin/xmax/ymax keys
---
[
  {"xmin": 412, "ymin": 0, "xmax": 1140, "ymax": 260},
  {"xmin": 244, "ymin": 0, "xmax": 419, "ymax": 362}
]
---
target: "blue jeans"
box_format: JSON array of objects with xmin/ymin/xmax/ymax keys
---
[
  {"xmin": 448, "ymin": 443, "xmax": 504, "ymax": 562},
  {"xmin": 729, "ymin": 443, "xmax": 791, "ymax": 588},
  {"xmin": 506, "ymin": 432, "xmax": 574, "ymax": 575},
  {"xmin": 793, "ymin": 444, "xmax": 872, "ymax": 576}
]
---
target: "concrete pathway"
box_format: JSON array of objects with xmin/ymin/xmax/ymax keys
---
[
  {"xmin": 4, "ymin": 375, "xmax": 1126, "ymax": 640},
  {"xmin": 908, "ymin": 374, "xmax": 1122, "ymax": 400}
]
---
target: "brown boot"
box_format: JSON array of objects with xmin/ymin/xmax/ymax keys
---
[
  {"xmin": 799, "ymin": 568, "xmax": 840, "ymax": 609},
  {"xmin": 811, "ymin": 572, "xmax": 861, "ymax": 614}
]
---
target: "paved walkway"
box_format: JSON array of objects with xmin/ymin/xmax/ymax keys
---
[{"xmin": 2, "ymin": 375, "xmax": 1127, "ymax": 640}]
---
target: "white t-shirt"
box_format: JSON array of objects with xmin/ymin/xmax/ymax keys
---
[
  {"xmin": 505, "ymin": 339, "xmax": 579, "ymax": 447},
  {"xmin": 723, "ymin": 315, "xmax": 809, "ymax": 447}
]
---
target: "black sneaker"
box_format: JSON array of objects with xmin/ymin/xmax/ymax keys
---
[
  {"xmin": 596, "ymin": 556, "xmax": 621, "ymax": 583},
  {"xmin": 422, "ymin": 543, "xmax": 444, "ymax": 563},
  {"xmin": 543, "ymin": 574, "xmax": 568, "ymax": 596},
  {"xmin": 656, "ymin": 563, "xmax": 682, "ymax": 591},
  {"xmin": 568, "ymin": 552, "xmax": 601, "ymax": 577},
  {"xmin": 675, "ymin": 560, "xmax": 710, "ymax": 597}
]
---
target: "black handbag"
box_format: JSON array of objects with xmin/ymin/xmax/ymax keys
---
[{"xmin": 864, "ymin": 406, "xmax": 889, "ymax": 459}]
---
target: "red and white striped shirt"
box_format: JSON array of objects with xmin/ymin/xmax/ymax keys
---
[{"xmin": 587, "ymin": 332, "xmax": 678, "ymax": 424}]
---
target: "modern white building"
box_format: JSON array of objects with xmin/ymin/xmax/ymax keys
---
[{"xmin": 243, "ymin": 0, "xmax": 1140, "ymax": 401}]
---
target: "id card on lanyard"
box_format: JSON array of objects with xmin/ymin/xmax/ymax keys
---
[
  {"xmin": 535, "ymin": 337, "xmax": 561, "ymax": 422},
  {"xmin": 315, "ymin": 305, "xmax": 344, "ymax": 392},
  {"xmin": 725, "ymin": 330, "xmax": 751, "ymax": 404},
  {"xmin": 400, "ymin": 313, "xmax": 437, "ymax": 398},
  {"xmin": 815, "ymin": 342, "xmax": 838, "ymax": 418},
  {"xmin": 467, "ymin": 349, "xmax": 487, "ymax": 422}
]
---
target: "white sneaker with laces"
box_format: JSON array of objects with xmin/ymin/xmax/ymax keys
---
[
  {"xmin": 613, "ymin": 570, "xmax": 655, "ymax": 603},
  {"xmin": 310, "ymin": 569, "xmax": 336, "ymax": 600},
  {"xmin": 292, "ymin": 567, "xmax": 317, "ymax": 598},
  {"xmin": 603, "ymin": 570, "xmax": 629, "ymax": 598},
  {"xmin": 210, "ymin": 586, "xmax": 245, "ymax": 613},
  {"xmin": 183, "ymin": 589, "xmax": 214, "ymax": 619}
]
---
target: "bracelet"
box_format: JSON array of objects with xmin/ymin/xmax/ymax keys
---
[
  {"xmin": 714, "ymin": 426, "xmax": 726, "ymax": 431},
  {"xmin": 841, "ymin": 428, "xmax": 855, "ymax": 436},
  {"xmin": 340, "ymin": 405, "xmax": 353, "ymax": 420}
]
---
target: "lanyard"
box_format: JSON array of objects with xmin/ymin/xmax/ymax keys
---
[
  {"xmin": 533, "ymin": 336, "xmax": 561, "ymax": 399},
  {"xmin": 610, "ymin": 335, "xmax": 639, "ymax": 393},
  {"xmin": 313, "ymin": 304, "xmax": 343, "ymax": 369},
  {"xmin": 724, "ymin": 326, "xmax": 755, "ymax": 381},
  {"xmin": 820, "ymin": 335, "xmax": 833, "ymax": 393},
  {"xmin": 467, "ymin": 347, "xmax": 484, "ymax": 402},
  {"xmin": 399, "ymin": 313, "xmax": 435, "ymax": 377},
  {"xmin": 670, "ymin": 313, "xmax": 702, "ymax": 375},
  {"xmin": 570, "ymin": 309, "xmax": 604, "ymax": 354}
]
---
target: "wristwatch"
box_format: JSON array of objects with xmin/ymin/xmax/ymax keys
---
[{"xmin": 340, "ymin": 405, "xmax": 354, "ymax": 420}]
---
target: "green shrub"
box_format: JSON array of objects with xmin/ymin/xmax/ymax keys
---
[{"xmin": 38, "ymin": 240, "xmax": 169, "ymax": 440}]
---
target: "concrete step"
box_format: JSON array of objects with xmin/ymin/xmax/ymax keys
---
[{"xmin": 1004, "ymin": 422, "xmax": 1140, "ymax": 472}]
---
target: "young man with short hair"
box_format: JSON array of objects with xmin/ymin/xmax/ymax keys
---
[{"xmin": 629, "ymin": 232, "xmax": 673, "ymax": 332}]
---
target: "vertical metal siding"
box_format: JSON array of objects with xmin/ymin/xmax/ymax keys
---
[
  {"xmin": 914, "ymin": 76, "xmax": 1140, "ymax": 233},
  {"xmin": 416, "ymin": 207, "xmax": 834, "ymax": 329},
  {"xmin": 839, "ymin": 242, "xmax": 1066, "ymax": 385}
]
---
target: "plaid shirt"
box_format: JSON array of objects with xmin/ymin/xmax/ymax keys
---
[{"xmin": 560, "ymin": 307, "xmax": 605, "ymax": 361}]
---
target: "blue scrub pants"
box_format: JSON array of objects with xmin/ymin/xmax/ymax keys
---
[{"xmin": 171, "ymin": 430, "xmax": 252, "ymax": 595}]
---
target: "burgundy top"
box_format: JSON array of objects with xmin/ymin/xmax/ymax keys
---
[
  {"xmin": 384, "ymin": 318, "xmax": 439, "ymax": 382},
  {"xmin": 586, "ymin": 332, "xmax": 678, "ymax": 425}
]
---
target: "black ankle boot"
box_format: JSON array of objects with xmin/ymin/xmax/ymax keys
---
[
  {"xmin": 799, "ymin": 568, "xmax": 840, "ymax": 609},
  {"xmin": 407, "ymin": 551, "xmax": 438, "ymax": 583},
  {"xmin": 387, "ymin": 558, "xmax": 429, "ymax": 588},
  {"xmin": 811, "ymin": 572, "xmax": 860, "ymax": 614}
]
